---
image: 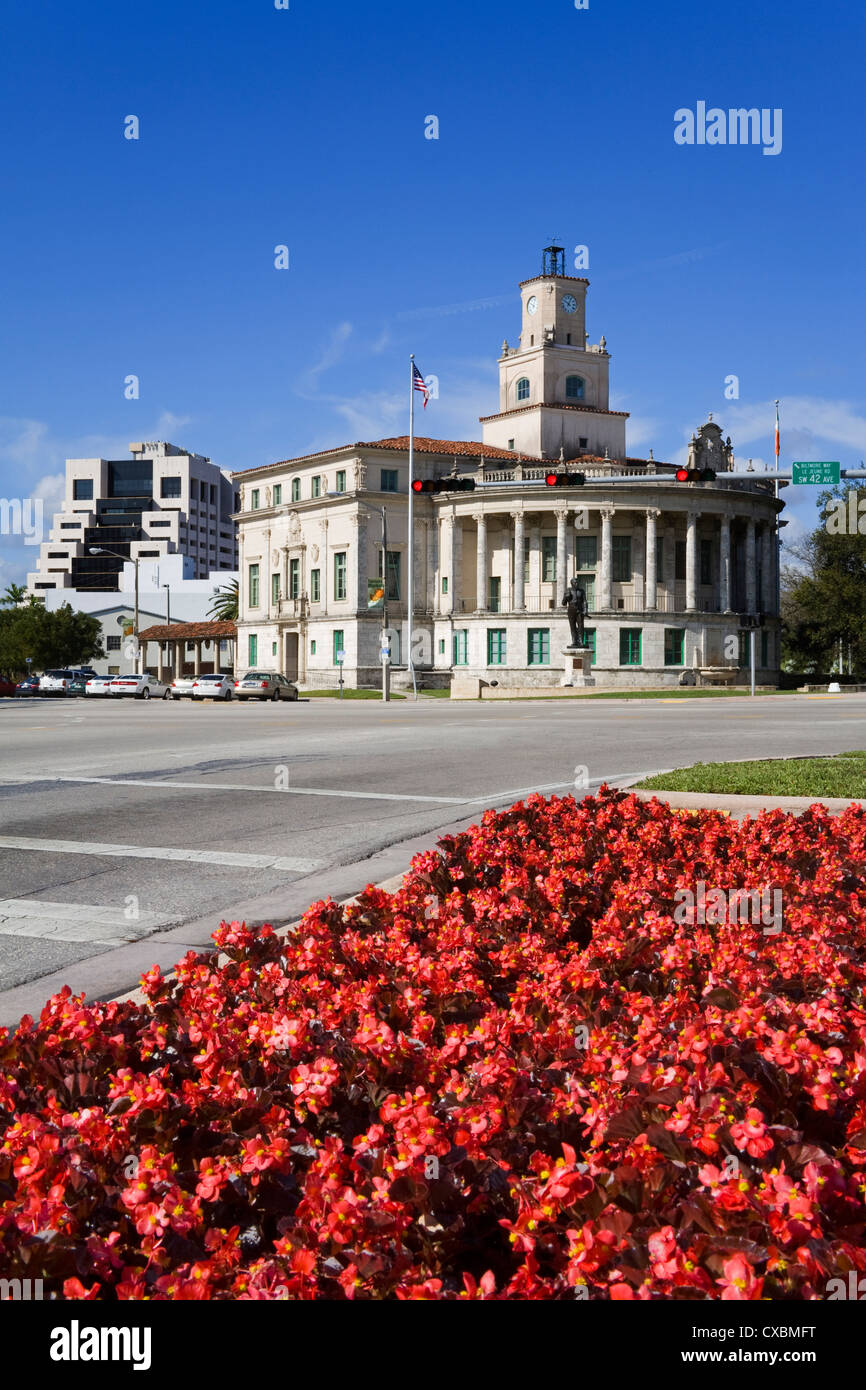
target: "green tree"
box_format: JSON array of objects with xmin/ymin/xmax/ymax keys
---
[
  {"xmin": 781, "ymin": 484, "xmax": 866, "ymax": 674},
  {"xmin": 1, "ymin": 583, "xmax": 27, "ymax": 606},
  {"xmin": 0, "ymin": 603, "xmax": 104, "ymax": 677},
  {"xmin": 208, "ymin": 577, "xmax": 238, "ymax": 622}
]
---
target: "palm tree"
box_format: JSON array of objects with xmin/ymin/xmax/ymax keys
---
[
  {"xmin": 1, "ymin": 583, "xmax": 27, "ymax": 607},
  {"xmin": 208, "ymin": 578, "xmax": 238, "ymax": 622}
]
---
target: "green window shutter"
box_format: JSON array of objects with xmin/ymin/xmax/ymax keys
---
[
  {"xmin": 248, "ymin": 634, "xmax": 258, "ymax": 666},
  {"xmin": 273, "ymin": 484, "xmax": 282, "ymax": 505},
  {"xmin": 542, "ymin": 536, "xmax": 557, "ymax": 582},
  {"xmin": 453, "ymin": 630, "xmax": 468, "ymax": 665},
  {"xmin": 699, "ymin": 538, "xmax": 713, "ymax": 586},
  {"xmin": 248, "ymin": 564, "xmax": 260, "ymax": 608},
  {"xmin": 612, "ymin": 536, "xmax": 632, "ymax": 583},
  {"xmin": 310, "ymin": 569, "xmax": 320, "ymax": 602},
  {"xmin": 576, "ymin": 535, "xmax": 597, "ymax": 570},
  {"xmin": 289, "ymin": 559, "xmax": 300, "ymax": 599},
  {"xmin": 583, "ymin": 627, "xmax": 597, "ymax": 660},
  {"xmin": 528, "ymin": 628, "xmax": 550, "ymax": 665},
  {"xmin": 664, "ymin": 628, "xmax": 684, "ymax": 665},
  {"xmin": 619, "ymin": 628, "xmax": 642, "ymax": 665},
  {"xmin": 271, "ymin": 573, "xmax": 281, "ymax": 605},
  {"xmin": 487, "ymin": 629, "xmax": 506, "ymax": 665},
  {"xmin": 333, "ymin": 630, "xmax": 344, "ymax": 664},
  {"xmin": 334, "ymin": 552, "xmax": 347, "ymax": 601},
  {"xmin": 291, "ymin": 478, "xmax": 300, "ymax": 502}
]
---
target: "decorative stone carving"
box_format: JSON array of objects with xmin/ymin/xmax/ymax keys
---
[
  {"xmin": 288, "ymin": 512, "xmax": 301, "ymax": 538},
  {"xmin": 311, "ymin": 544, "xmax": 319, "ymax": 562},
  {"xmin": 687, "ymin": 419, "xmax": 735, "ymax": 473}
]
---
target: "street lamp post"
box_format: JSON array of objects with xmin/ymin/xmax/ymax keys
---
[{"xmin": 89, "ymin": 547, "xmax": 140, "ymax": 672}]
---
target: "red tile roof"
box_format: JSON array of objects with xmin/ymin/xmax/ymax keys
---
[
  {"xmin": 233, "ymin": 437, "xmax": 543, "ymax": 477},
  {"xmin": 137, "ymin": 620, "xmax": 236, "ymax": 642}
]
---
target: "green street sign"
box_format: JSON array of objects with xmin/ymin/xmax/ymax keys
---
[{"xmin": 792, "ymin": 461, "xmax": 840, "ymax": 485}]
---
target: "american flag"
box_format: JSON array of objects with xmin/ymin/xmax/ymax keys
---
[
  {"xmin": 413, "ymin": 362, "xmax": 430, "ymax": 409},
  {"xmin": 774, "ymin": 400, "xmax": 780, "ymax": 467}
]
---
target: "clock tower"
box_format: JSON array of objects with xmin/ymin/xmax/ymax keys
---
[{"xmin": 480, "ymin": 246, "xmax": 628, "ymax": 462}]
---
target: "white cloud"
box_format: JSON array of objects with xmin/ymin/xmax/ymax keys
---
[{"xmin": 724, "ymin": 396, "xmax": 866, "ymax": 458}]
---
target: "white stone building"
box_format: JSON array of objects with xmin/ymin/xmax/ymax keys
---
[
  {"xmin": 233, "ymin": 250, "xmax": 782, "ymax": 690},
  {"xmin": 27, "ymin": 441, "xmax": 239, "ymax": 594}
]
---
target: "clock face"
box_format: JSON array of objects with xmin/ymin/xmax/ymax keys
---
[
  {"xmin": 526, "ymin": 295, "xmax": 538, "ymax": 316},
  {"xmin": 562, "ymin": 294, "xmax": 578, "ymax": 313}
]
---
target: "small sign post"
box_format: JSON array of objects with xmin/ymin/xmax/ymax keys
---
[
  {"xmin": 336, "ymin": 649, "xmax": 345, "ymax": 699},
  {"xmin": 792, "ymin": 461, "xmax": 841, "ymax": 485}
]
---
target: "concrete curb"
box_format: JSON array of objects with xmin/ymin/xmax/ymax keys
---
[{"xmin": 627, "ymin": 788, "xmax": 863, "ymax": 818}]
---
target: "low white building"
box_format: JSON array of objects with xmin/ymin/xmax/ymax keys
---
[
  {"xmin": 40, "ymin": 555, "xmax": 237, "ymax": 676},
  {"xmin": 232, "ymin": 251, "xmax": 783, "ymax": 691}
]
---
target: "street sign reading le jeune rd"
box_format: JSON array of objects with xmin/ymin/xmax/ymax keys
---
[{"xmin": 792, "ymin": 461, "xmax": 841, "ymax": 485}]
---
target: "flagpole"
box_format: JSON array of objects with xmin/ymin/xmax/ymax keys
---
[{"xmin": 407, "ymin": 355, "xmax": 417, "ymax": 699}]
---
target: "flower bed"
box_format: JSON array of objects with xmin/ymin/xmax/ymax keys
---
[{"xmin": 2, "ymin": 788, "xmax": 866, "ymax": 1300}]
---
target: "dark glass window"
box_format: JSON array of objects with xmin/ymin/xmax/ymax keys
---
[{"xmin": 73, "ymin": 479, "xmax": 93, "ymax": 500}]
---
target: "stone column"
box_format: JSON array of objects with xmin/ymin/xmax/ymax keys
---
[
  {"xmin": 511, "ymin": 511, "xmax": 525, "ymax": 611},
  {"xmin": 555, "ymin": 508, "xmax": 569, "ymax": 591},
  {"xmin": 319, "ymin": 519, "xmax": 329, "ymax": 616},
  {"xmin": 194, "ymin": 640, "xmax": 202, "ymax": 676},
  {"xmin": 745, "ymin": 519, "xmax": 757, "ymax": 613},
  {"xmin": 685, "ymin": 511, "xmax": 699, "ymax": 611},
  {"xmin": 140, "ymin": 640, "xmax": 149, "ymax": 675},
  {"xmin": 719, "ymin": 515, "xmax": 731, "ymax": 613},
  {"xmin": 598, "ymin": 508, "xmax": 614, "ymax": 609},
  {"xmin": 761, "ymin": 523, "xmax": 774, "ymax": 614},
  {"xmin": 645, "ymin": 508, "xmax": 660, "ymax": 611},
  {"xmin": 158, "ymin": 644, "xmax": 167, "ymax": 683},
  {"xmin": 440, "ymin": 515, "xmax": 455, "ymax": 615},
  {"xmin": 473, "ymin": 511, "xmax": 487, "ymax": 612},
  {"xmin": 632, "ymin": 515, "xmax": 645, "ymax": 609},
  {"xmin": 174, "ymin": 640, "xmax": 183, "ymax": 679},
  {"xmin": 350, "ymin": 513, "xmax": 365, "ymax": 612}
]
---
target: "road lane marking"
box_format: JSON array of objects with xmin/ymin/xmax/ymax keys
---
[
  {"xmin": 0, "ymin": 899, "xmax": 180, "ymax": 946},
  {"xmin": 40, "ymin": 776, "xmax": 472, "ymax": 804},
  {"xmin": 0, "ymin": 837, "xmax": 324, "ymax": 873}
]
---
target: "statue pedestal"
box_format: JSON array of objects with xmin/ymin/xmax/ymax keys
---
[{"xmin": 561, "ymin": 646, "xmax": 595, "ymax": 688}]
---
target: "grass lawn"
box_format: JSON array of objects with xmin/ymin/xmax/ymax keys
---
[
  {"xmin": 301, "ymin": 688, "xmax": 407, "ymax": 700},
  {"xmin": 635, "ymin": 751, "xmax": 866, "ymax": 798}
]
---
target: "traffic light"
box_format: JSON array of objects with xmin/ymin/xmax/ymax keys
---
[
  {"xmin": 675, "ymin": 467, "xmax": 716, "ymax": 482},
  {"xmin": 545, "ymin": 471, "xmax": 586, "ymax": 487},
  {"xmin": 412, "ymin": 477, "xmax": 476, "ymax": 493}
]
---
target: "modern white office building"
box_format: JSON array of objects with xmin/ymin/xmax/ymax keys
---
[
  {"xmin": 233, "ymin": 249, "xmax": 783, "ymax": 691},
  {"xmin": 27, "ymin": 441, "xmax": 239, "ymax": 594}
]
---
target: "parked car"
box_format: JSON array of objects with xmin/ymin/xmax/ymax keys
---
[
  {"xmin": 169, "ymin": 676, "xmax": 197, "ymax": 700},
  {"xmin": 15, "ymin": 675, "xmax": 40, "ymax": 697},
  {"xmin": 192, "ymin": 674, "xmax": 235, "ymax": 701},
  {"xmin": 234, "ymin": 671, "xmax": 299, "ymax": 702},
  {"xmin": 0, "ymin": 677, "xmax": 17, "ymax": 697},
  {"xmin": 85, "ymin": 676, "xmax": 116, "ymax": 696},
  {"xmin": 109, "ymin": 674, "xmax": 170, "ymax": 700},
  {"xmin": 67, "ymin": 675, "xmax": 88, "ymax": 696},
  {"xmin": 40, "ymin": 669, "xmax": 75, "ymax": 694}
]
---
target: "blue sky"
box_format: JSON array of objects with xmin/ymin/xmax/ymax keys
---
[{"xmin": 1, "ymin": 0, "xmax": 864, "ymax": 583}]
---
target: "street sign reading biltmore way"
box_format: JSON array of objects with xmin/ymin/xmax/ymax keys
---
[{"xmin": 792, "ymin": 461, "xmax": 841, "ymax": 485}]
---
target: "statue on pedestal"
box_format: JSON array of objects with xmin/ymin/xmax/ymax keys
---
[{"xmin": 563, "ymin": 577, "xmax": 588, "ymax": 648}]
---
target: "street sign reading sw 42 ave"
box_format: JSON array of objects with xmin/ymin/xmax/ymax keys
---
[{"xmin": 792, "ymin": 461, "xmax": 841, "ymax": 485}]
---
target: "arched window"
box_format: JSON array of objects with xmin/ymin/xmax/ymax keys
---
[
  {"xmin": 516, "ymin": 377, "xmax": 530, "ymax": 402},
  {"xmin": 566, "ymin": 376, "xmax": 585, "ymax": 400}
]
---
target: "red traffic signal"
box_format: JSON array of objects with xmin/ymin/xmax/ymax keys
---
[
  {"xmin": 675, "ymin": 468, "xmax": 716, "ymax": 482},
  {"xmin": 412, "ymin": 477, "xmax": 476, "ymax": 493},
  {"xmin": 545, "ymin": 471, "xmax": 586, "ymax": 487}
]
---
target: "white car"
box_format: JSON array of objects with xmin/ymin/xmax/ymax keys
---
[
  {"xmin": 192, "ymin": 674, "xmax": 235, "ymax": 701},
  {"xmin": 169, "ymin": 676, "xmax": 197, "ymax": 700},
  {"xmin": 109, "ymin": 674, "xmax": 170, "ymax": 701},
  {"xmin": 85, "ymin": 676, "xmax": 116, "ymax": 697},
  {"xmin": 40, "ymin": 667, "xmax": 97, "ymax": 693}
]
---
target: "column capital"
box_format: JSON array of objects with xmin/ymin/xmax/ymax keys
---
[
  {"xmin": 600, "ymin": 506, "xmax": 615, "ymax": 521},
  {"xmin": 645, "ymin": 506, "xmax": 662, "ymax": 519},
  {"xmin": 441, "ymin": 514, "xmax": 455, "ymax": 529},
  {"xmin": 509, "ymin": 509, "xmax": 525, "ymax": 522},
  {"xmin": 554, "ymin": 507, "xmax": 570, "ymax": 522},
  {"xmin": 471, "ymin": 510, "xmax": 486, "ymax": 526}
]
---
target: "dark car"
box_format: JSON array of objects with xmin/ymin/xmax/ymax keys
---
[
  {"xmin": 15, "ymin": 675, "xmax": 40, "ymax": 697},
  {"xmin": 0, "ymin": 677, "xmax": 17, "ymax": 697}
]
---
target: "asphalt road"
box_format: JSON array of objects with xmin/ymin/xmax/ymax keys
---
[{"xmin": 0, "ymin": 689, "xmax": 863, "ymax": 1025}]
